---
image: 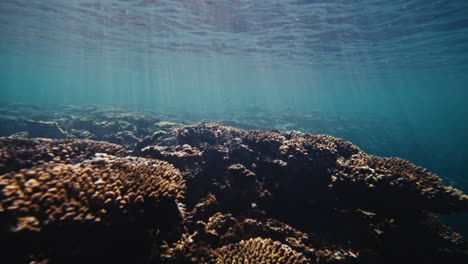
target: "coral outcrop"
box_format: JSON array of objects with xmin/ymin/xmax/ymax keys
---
[{"xmin": 139, "ymin": 123, "xmax": 468, "ymax": 264}]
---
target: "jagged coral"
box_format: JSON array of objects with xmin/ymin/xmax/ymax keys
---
[
  {"xmin": 144, "ymin": 123, "xmax": 468, "ymax": 216},
  {"xmin": 174, "ymin": 122, "xmax": 245, "ymax": 146},
  {"xmin": 213, "ymin": 237, "xmax": 307, "ymax": 264},
  {"xmin": 139, "ymin": 123, "xmax": 468, "ymax": 263},
  {"xmin": 0, "ymin": 154, "xmax": 185, "ymax": 231},
  {"xmin": 282, "ymin": 132, "xmax": 362, "ymax": 160},
  {"xmin": 166, "ymin": 209, "xmax": 361, "ymax": 264},
  {"xmin": 243, "ymin": 130, "xmax": 286, "ymax": 154},
  {"xmin": 0, "ymin": 137, "xmax": 128, "ymax": 174},
  {"xmin": 331, "ymin": 155, "xmax": 468, "ymax": 213}
]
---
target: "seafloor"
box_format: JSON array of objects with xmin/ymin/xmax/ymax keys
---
[{"xmin": 1, "ymin": 102, "xmax": 467, "ymax": 264}]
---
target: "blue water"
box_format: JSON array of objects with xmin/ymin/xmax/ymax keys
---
[{"xmin": 1, "ymin": 0, "xmax": 468, "ymax": 233}]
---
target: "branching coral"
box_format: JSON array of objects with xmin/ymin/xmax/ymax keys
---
[
  {"xmin": 213, "ymin": 237, "xmax": 307, "ymax": 264},
  {"xmin": 0, "ymin": 137, "xmax": 128, "ymax": 174},
  {"xmin": 174, "ymin": 122, "xmax": 245, "ymax": 146},
  {"xmin": 0, "ymin": 154, "xmax": 185, "ymax": 231},
  {"xmin": 330, "ymin": 155, "xmax": 468, "ymax": 213}
]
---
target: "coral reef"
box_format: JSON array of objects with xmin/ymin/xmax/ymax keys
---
[{"xmin": 0, "ymin": 102, "xmax": 467, "ymax": 264}]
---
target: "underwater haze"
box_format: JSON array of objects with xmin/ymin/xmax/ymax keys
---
[
  {"xmin": 1, "ymin": 0, "xmax": 468, "ymax": 109},
  {"xmin": 1, "ymin": 0, "xmax": 468, "ymax": 242}
]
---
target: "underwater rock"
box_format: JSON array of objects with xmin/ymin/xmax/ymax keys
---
[
  {"xmin": 100, "ymin": 112, "xmax": 157, "ymax": 128},
  {"xmin": 68, "ymin": 128, "xmax": 98, "ymax": 140},
  {"xmin": 66, "ymin": 112, "xmax": 167, "ymax": 148},
  {"xmin": 104, "ymin": 130, "xmax": 140, "ymax": 149},
  {"xmin": 134, "ymin": 130, "xmax": 169, "ymax": 155},
  {"xmin": 69, "ymin": 117, "xmax": 133, "ymax": 139},
  {"xmin": 154, "ymin": 121, "xmax": 185, "ymax": 132},
  {"xmin": 26, "ymin": 120, "xmax": 68, "ymax": 139},
  {"xmin": 0, "ymin": 116, "xmax": 27, "ymax": 137}
]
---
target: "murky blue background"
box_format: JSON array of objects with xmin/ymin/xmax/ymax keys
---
[{"xmin": 1, "ymin": 0, "xmax": 468, "ymax": 233}]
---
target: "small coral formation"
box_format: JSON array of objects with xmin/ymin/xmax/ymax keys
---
[
  {"xmin": 0, "ymin": 138, "xmax": 185, "ymax": 264},
  {"xmin": 0, "ymin": 154, "xmax": 185, "ymax": 231},
  {"xmin": 331, "ymin": 155, "xmax": 468, "ymax": 213},
  {"xmin": 164, "ymin": 203, "xmax": 360, "ymax": 264},
  {"xmin": 213, "ymin": 237, "xmax": 307, "ymax": 264},
  {"xmin": 0, "ymin": 137, "xmax": 127, "ymax": 174}
]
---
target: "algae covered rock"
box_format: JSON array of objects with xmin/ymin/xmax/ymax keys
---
[
  {"xmin": 26, "ymin": 120, "xmax": 68, "ymax": 139},
  {"xmin": 0, "ymin": 116, "xmax": 27, "ymax": 137}
]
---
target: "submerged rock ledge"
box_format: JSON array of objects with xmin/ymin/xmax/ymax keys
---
[{"xmin": 1, "ymin": 123, "xmax": 467, "ymax": 264}]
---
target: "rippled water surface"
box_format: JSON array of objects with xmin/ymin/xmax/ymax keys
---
[{"xmin": 1, "ymin": 0, "xmax": 468, "ymax": 69}]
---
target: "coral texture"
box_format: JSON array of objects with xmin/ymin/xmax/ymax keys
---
[
  {"xmin": 213, "ymin": 237, "xmax": 307, "ymax": 264},
  {"xmin": 0, "ymin": 154, "xmax": 185, "ymax": 231},
  {"xmin": 140, "ymin": 123, "xmax": 468, "ymax": 263},
  {"xmin": 0, "ymin": 138, "xmax": 185, "ymax": 264},
  {"xmin": 140, "ymin": 123, "xmax": 468, "ymax": 216},
  {"xmin": 0, "ymin": 138, "xmax": 127, "ymax": 174},
  {"xmin": 1, "ymin": 121, "xmax": 467, "ymax": 264}
]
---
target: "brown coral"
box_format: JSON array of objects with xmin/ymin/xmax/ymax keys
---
[
  {"xmin": 141, "ymin": 123, "xmax": 468, "ymax": 217},
  {"xmin": 0, "ymin": 137, "xmax": 128, "ymax": 175},
  {"xmin": 0, "ymin": 154, "xmax": 185, "ymax": 231},
  {"xmin": 213, "ymin": 237, "xmax": 307, "ymax": 264},
  {"xmin": 138, "ymin": 123, "xmax": 468, "ymax": 263},
  {"xmin": 174, "ymin": 122, "xmax": 245, "ymax": 146},
  {"xmin": 331, "ymin": 155, "xmax": 468, "ymax": 214}
]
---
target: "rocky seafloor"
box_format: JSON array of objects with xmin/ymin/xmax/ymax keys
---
[{"xmin": 1, "ymin": 102, "xmax": 468, "ymax": 263}]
